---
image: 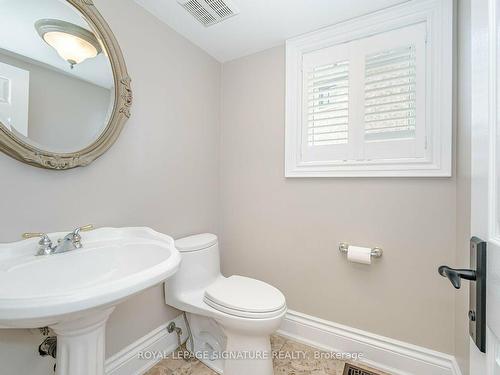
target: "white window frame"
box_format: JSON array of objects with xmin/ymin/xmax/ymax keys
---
[{"xmin": 285, "ymin": 0, "xmax": 453, "ymax": 177}]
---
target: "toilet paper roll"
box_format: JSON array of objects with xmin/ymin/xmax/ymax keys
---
[{"xmin": 347, "ymin": 246, "xmax": 372, "ymax": 265}]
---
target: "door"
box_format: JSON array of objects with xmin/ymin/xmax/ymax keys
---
[
  {"xmin": 0, "ymin": 61, "xmax": 29, "ymax": 137},
  {"xmin": 471, "ymin": 0, "xmax": 500, "ymax": 373}
]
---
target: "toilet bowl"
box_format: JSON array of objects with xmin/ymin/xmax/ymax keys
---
[{"xmin": 164, "ymin": 233, "xmax": 287, "ymax": 375}]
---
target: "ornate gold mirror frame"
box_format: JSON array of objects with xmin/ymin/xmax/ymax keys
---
[{"xmin": 0, "ymin": 0, "xmax": 132, "ymax": 170}]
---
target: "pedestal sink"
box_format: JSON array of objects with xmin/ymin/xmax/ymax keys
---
[{"xmin": 0, "ymin": 227, "xmax": 181, "ymax": 375}]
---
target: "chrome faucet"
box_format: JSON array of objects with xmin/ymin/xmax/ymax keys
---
[
  {"xmin": 23, "ymin": 225, "xmax": 94, "ymax": 256},
  {"xmin": 22, "ymin": 233, "xmax": 55, "ymax": 256},
  {"xmin": 53, "ymin": 225, "xmax": 94, "ymax": 254}
]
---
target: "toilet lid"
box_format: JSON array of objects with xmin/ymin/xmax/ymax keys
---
[
  {"xmin": 204, "ymin": 276, "xmax": 286, "ymax": 316},
  {"xmin": 175, "ymin": 233, "xmax": 218, "ymax": 252}
]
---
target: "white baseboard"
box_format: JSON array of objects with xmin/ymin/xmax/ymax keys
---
[
  {"xmin": 104, "ymin": 310, "xmax": 463, "ymax": 375},
  {"xmin": 105, "ymin": 314, "xmax": 187, "ymax": 375},
  {"xmin": 278, "ymin": 310, "xmax": 462, "ymax": 375}
]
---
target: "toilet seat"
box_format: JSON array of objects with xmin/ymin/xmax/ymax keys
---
[{"xmin": 204, "ymin": 276, "xmax": 286, "ymax": 319}]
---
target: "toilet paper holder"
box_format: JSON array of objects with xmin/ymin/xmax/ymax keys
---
[{"xmin": 338, "ymin": 242, "xmax": 383, "ymax": 258}]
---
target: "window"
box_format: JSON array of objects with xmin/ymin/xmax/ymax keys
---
[{"xmin": 285, "ymin": 0, "xmax": 453, "ymax": 177}]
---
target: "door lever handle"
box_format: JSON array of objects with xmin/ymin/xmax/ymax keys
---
[{"xmin": 438, "ymin": 265, "xmax": 477, "ymax": 289}]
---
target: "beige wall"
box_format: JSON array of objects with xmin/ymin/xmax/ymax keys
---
[
  {"xmin": 0, "ymin": 0, "xmax": 220, "ymax": 371},
  {"xmin": 220, "ymin": 46, "xmax": 457, "ymax": 353}
]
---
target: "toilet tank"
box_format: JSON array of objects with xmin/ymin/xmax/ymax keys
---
[{"xmin": 165, "ymin": 233, "xmax": 221, "ymax": 298}]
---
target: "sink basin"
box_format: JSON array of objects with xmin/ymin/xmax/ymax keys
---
[{"xmin": 0, "ymin": 227, "xmax": 181, "ymax": 375}]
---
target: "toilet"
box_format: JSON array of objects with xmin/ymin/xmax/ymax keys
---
[{"xmin": 164, "ymin": 233, "xmax": 287, "ymax": 375}]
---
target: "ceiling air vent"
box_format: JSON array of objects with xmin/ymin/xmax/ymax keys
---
[{"xmin": 177, "ymin": 0, "xmax": 240, "ymax": 27}]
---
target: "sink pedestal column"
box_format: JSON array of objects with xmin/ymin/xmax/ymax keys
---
[{"xmin": 50, "ymin": 307, "xmax": 115, "ymax": 375}]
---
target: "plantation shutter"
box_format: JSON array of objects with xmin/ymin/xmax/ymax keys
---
[
  {"xmin": 306, "ymin": 60, "xmax": 349, "ymax": 147},
  {"xmin": 361, "ymin": 22, "xmax": 427, "ymax": 160},
  {"xmin": 364, "ymin": 45, "xmax": 417, "ymax": 142},
  {"xmin": 299, "ymin": 22, "xmax": 427, "ymax": 163},
  {"xmin": 301, "ymin": 43, "xmax": 353, "ymax": 162}
]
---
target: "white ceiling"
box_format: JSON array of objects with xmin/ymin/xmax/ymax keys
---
[
  {"xmin": 134, "ymin": 0, "xmax": 409, "ymax": 62},
  {"xmin": 0, "ymin": 0, "xmax": 113, "ymax": 88}
]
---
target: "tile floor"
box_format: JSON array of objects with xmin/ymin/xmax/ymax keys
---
[{"xmin": 145, "ymin": 335, "xmax": 390, "ymax": 375}]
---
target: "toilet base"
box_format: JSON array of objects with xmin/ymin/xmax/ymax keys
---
[
  {"xmin": 223, "ymin": 330, "xmax": 273, "ymax": 375},
  {"xmin": 185, "ymin": 313, "xmax": 277, "ymax": 375},
  {"xmin": 186, "ymin": 314, "xmax": 226, "ymax": 373}
]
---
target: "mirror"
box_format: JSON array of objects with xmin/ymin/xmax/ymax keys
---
[{"xmin": 0, "ymin": 0, "xmax": 132, "ymax": 169}]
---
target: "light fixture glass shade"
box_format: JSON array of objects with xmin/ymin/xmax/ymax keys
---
[
  {"xmin": 35, "ymin": 19, "xmax": 102, "ymax": 68},
  {"xmin": 43, "ymin": 31, "xmax": 98, "ymax": 66}
]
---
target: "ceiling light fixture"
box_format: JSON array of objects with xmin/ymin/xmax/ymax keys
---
[{"xmin": 35, "ymin": 19, "xmax": 102, "ymax": 69}]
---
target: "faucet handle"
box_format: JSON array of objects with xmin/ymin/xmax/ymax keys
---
[
  {"xmin": 22, "ymin": 233, "xmax": 54, "ymax": 256},
  {"xmin": 72, "ymin": 224, "xmax": 94, "ymax": 235},
  {"xmin": 69, "ymin": 225, "xmax": 94, "ymax": 249},
  {"xmin": 22, "ymin": 232, "xmax": 47, "ymax": 240},
  {"xmin": 22, "ymin": 232, "xmax": 52, "ymax": 245}
]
